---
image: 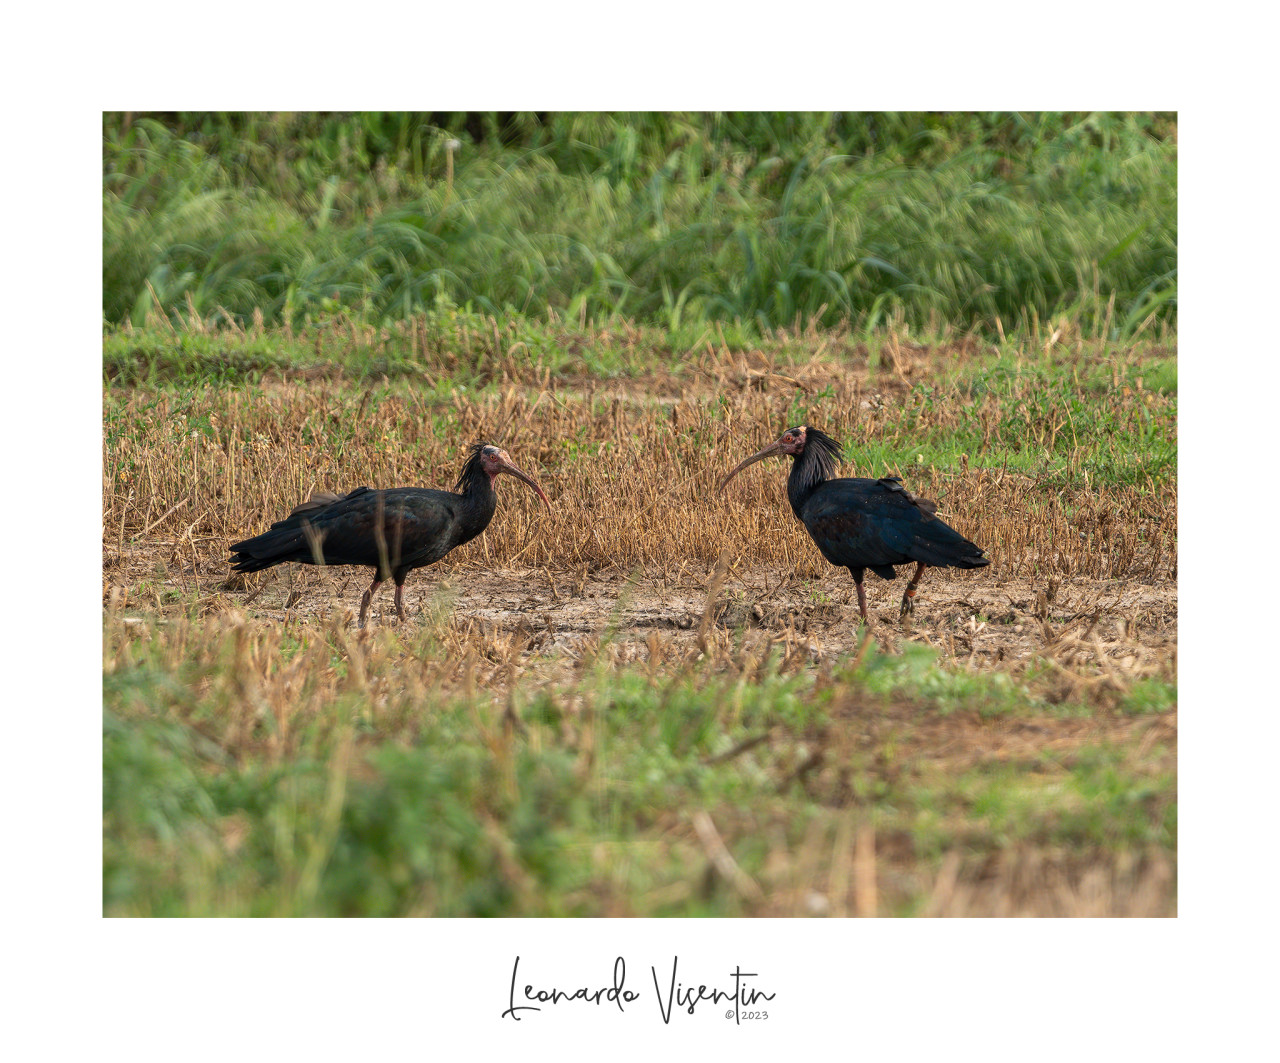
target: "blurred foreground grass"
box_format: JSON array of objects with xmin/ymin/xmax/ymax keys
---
[{"xmin": 104, "ymin": 614, "xmax": 1174, "ymax": 917}]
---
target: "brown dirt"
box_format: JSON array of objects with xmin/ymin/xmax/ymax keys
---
[{"xmin": 106, "ymin": 542, "xmax": 1176, "ymax": 697}]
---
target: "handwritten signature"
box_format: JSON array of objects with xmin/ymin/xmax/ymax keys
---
[{"xmin": 502, "ymin": 956, "xmax": 776, "ymax": 1024}]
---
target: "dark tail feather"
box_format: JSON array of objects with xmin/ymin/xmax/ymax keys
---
[
  {"xmin": 228, "ymin": 550, "xmax": 283, "ymax": 574},
  {"xmin": 228, "ymin": 487, "xmax": 364, "ymax": 572},
  {"xmin": 913, "ymin": 519, "xmax": 990, "ymax": 570},
  {"xmin": 229, "ymin": 523, "xmax": 317, "ymax": 572}
]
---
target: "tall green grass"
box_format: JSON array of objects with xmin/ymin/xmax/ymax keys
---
[{"xmin": 104, "ymin": 111, "xmax": 1176, "ymax": 339}]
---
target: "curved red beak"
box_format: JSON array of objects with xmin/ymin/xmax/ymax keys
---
[
  {"xmin": 719, "ymin": 438, "xmax": 785, "ymax": 492},
  {"xmin": 496, "ymin": 455, "xmax": 551, "ymax": 508}
]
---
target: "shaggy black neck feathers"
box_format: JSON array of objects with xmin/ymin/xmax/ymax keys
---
[
  {"xmin": 454, "ymin": 443, "xmax": 494, "ymax": 495},
  {"xmin": 787, "ymin": 427, "xmax": 844, "ymax": 512}
]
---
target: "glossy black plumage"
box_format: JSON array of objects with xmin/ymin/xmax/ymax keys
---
[
  {"xmin": 229, "ymin": 443, "xmax": 548, "ymax": 625},
  {"xmin": 721, "ymin": 425, "xmax": 988, "ymax": 623}
]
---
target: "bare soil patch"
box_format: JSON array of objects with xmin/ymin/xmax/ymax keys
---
[{"xmin": 108, "ymin": 542, "xmax": 1176, "ymax": 698}]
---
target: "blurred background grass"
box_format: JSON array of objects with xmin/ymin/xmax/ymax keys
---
[{"xmin": 103, "ymin": 111, "xmax": 1176, "ymax": 340}]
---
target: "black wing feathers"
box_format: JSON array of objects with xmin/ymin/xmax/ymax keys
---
[
  {"xmin": 800, "ymin": 476, "xmax": 987, "ymax": 576},
  {"xmin": 230, "ymin": 487, "xmax": 463, "ymax": 574},
  {"xmin": 286, "ymin": 486, "xmax": 371, "ymax": 520}
]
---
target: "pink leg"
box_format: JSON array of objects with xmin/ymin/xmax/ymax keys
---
[
  {"xmin": 899, "ymin": 562, "xmax": 927, "ymax": 621},
  {"xmin": 359, "ymin": 578, "xmax": 382, "ymax": 627},
  {"xmin": 393, "ymin": 582, "xmax": 407, "ymax": 621},
  {"xmin": 855, "ymin": 578, "xmax": 869, "ymax": 624}
]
